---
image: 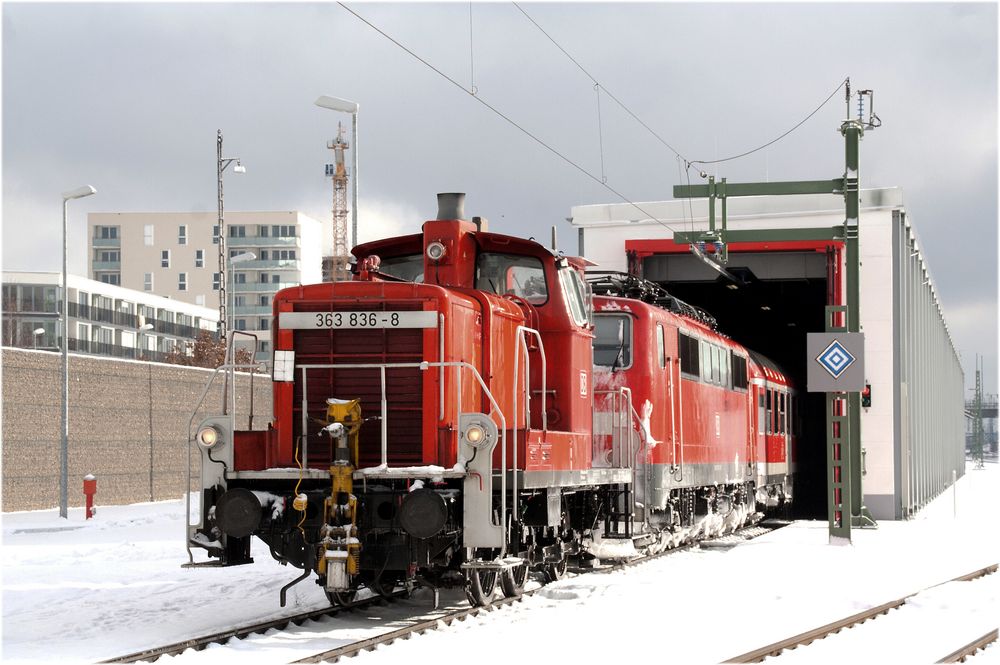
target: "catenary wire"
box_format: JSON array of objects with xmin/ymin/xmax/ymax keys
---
[
  {"xmin": 689, "ymin": 78, "xmax": 849, "ymax": 165},
  {"xmin": 337, "ymin": 1, "xmax": 683, "ymax": 235}
]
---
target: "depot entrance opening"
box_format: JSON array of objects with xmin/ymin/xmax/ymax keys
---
[{"xmin": 642, "ymin": 249, "xmax": 832, "ymax": 519}]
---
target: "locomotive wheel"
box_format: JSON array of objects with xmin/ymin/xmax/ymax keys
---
[
  {"xmin": 463, "ymin": 568, "xmax": 498, "ymax": 606},
  {"xmin": 325, "ymin": 590, "xmax": 357, "ymax": 606},
  {"xmin": 500, "ymin": 562, "xmax": 528, "ymax": 598},
  {"xmin": 543, "ymin": 557, "xmax": 568, "ymax": 583}
]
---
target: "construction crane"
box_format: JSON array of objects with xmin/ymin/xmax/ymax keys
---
[{"xmin": 323, "ymin": 123, "xmax": 352, "ymax": 282}]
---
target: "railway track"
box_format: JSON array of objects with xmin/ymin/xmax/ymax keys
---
[
  {"xmin": 100, "ymin": 590, "xmax": 409, "ymax": 664},
  {"xmin": 723, "ymin": 563, "xmax": 999, "ymax": 663},
  {"xmin": 104, "ymin": 521, "xmax": 783, "ymax": 663}
]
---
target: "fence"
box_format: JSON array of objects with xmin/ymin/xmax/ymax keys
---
[{"xmin": 1, "ymin": 348, "xmax": 271, "ymax": 512}]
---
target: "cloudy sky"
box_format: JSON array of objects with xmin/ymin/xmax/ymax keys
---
[{"xmin": 2, "ymin": 2, "xmax": 996, "ymax": 392}]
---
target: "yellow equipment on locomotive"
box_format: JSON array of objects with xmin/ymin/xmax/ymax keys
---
[{"xmin": 315, "ymin": 398, "xmax": 362, "ymax": 595}]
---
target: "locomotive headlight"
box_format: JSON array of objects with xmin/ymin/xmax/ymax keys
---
[
  {"xmin": 197, "ymin": 425, "xmax": 221, "ymax": 449},
  {"xmin": 465, "ymin": 424, "xmax": 485, "ymax": 444},
  {"xmin": 426, "ymin": 241, "xmax": 447, "ymax": 262}
]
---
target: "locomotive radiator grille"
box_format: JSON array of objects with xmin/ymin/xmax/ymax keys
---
[{"xmin": 292, "ymin": 302, "xmax": 426, "ymax": 469}]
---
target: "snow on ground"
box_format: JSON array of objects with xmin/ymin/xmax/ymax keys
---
[{"xmin": 3, "ymin": 461, "xmax": 998, "ymax": 664}]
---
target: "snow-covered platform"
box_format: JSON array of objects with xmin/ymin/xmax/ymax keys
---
[{"xmin": 2, "ymin": 462, "xmax": 996, "ymax": 664}]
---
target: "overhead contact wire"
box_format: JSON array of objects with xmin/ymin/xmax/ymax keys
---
[
  {"xmin": 689, "ymin": 78, "xmax": 849, "ymax": 165},
  {"xmin": 337, "ymin": 1, "xmax": 682, "ymax": 235}
]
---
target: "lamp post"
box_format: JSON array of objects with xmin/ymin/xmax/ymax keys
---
[
  {"xmin": 217, "ymin": 130, "xmax": 245, "ymax": 346},
  {"xmin": 33, "ymin": 327, "xmax": 45, "ymax": 350},
  {"xmin": 61, "ymin": 184, "xmax": 96, "ymax": 519},
  {"xmin": 228, "ymin": 252, "xmax": 256, "ymax": 362},
  {"xmin": 137, "ymin": 323, "xmax": 153, "ymax": 360},
  {"xmin": 314, "ymin": 95, "xmax": 359, "ymax": 247}
]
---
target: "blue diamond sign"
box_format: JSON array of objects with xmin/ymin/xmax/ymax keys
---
[
  {"xmin": 817, "ymin": 340, "xmax": 856, "ymax": 379},
  {"xmin": 807, "ymin": 333, "xmax": 865, "ymax": 392}
]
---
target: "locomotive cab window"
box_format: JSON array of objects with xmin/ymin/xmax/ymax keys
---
[
  {"xmin": 678, "ymin": 332, "xmax": 700, "ymax": 378},
  {"xmin": 593, "ymin": 314, "xmax": 632, "ymax": 369},
  {"xmin": 476, "ymin": 253, "xmax": 548, "ymax": 305},
  {"xmin": 558, "ymin": 266, "xmax": 589, "ymax": 327},
  {"xmin": 732, "ymin": 355, "xmax": 748, "ymax": 391},
  {"xmin": 378, "ymin": 254, "xmax": 424, "ymax": 282}
]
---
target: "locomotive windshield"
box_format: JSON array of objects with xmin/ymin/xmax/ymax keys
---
[
  {"xmin": 593, "ymin": 314, "xmax": 632, "ymax": 368},
  {"xmin": 475, "ymin": 253, "xmax": 548, "ymax": 304},
  {"xmin": 378, "ymin": 254, "xmax": 425, "ymax": 282}
]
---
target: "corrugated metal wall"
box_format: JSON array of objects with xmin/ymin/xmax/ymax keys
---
[{"xmin": 893, "ymin": 210, "xmax": 965, "ymax": 518}]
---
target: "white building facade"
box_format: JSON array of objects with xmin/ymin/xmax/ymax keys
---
[
  {"xmin": 2, "ymin": 271, "xmax": 218, "ymax": 361},
  {"xmin": 87, "ymin": 211, "xmax": 323, "ymax": 357}
]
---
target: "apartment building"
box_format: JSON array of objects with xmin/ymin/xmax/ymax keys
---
[
  {"xmin": 2, "ymin": 271, "xmax": 218, "ymax": 361},
  {"xmin": 88, "ymin": 211, "xmax": 323, "ymax": 357}
]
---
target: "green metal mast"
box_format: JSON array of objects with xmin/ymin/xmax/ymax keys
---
[{"xmin": 673, "ymin": 80, "xmax": 880, "ymax": 541}]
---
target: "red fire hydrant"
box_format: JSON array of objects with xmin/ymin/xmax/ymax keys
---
[{"xmin": 83, "ymin": 474, "xmax": 97, "ymax": 520}]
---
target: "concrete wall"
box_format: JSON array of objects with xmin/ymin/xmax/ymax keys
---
[{"xmin": 2, "ymin": 348, "xmax": 272, "ymax": 512}]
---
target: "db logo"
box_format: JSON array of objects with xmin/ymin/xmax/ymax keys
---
[{"xmin": 579, "ymin": 371, "xmax": 588, "ymax": 397}]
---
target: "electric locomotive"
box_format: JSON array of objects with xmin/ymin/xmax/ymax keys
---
[{"xmin": 186, "ymin": 194, "xmax": 796, "ymax": 607}]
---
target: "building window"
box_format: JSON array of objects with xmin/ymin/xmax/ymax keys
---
[
  {"xmin": 260, "ymin": 250, "xmax": 268, "ymax": 260},
  {"xmin": 259, "ymin": 225, "xmax": 269, "ymax": 237},
  {"xmin": 229, "ymin": 226, "xmax": 246, "ymax": 238},
  {"xmin": 235, "ymin": 319, "xmax": 247, "ymax": 331},
  {"xmin": 144, "ymin": 225, "xmax": 154, "ymax": 246},
  {"xmin": 98, "ymin": 226, "xmax": 119, "ymax": 240},
  {"xmin": 178, "ymin": 273, "xmax": 188, "ymax": 291},
  {"xmin": 144, "ymin": 273, "xmax": 153, "ymax": 291},
  {"xmin": 161, "ymin": 250, "xmax": 170, "ymax": 268},
  {"xmin": 260, "ymin": 273, "xmax": 269, "ymax": 283},
  {"xmin": 271, "ymin": 225, "xmax": 296, "ymax": 237},
  {"xmin": 234, "ymin": 295, "xmax": 246, "ymax": 307},
  {"xmin": 99, "ymin": 274, "xmax": 121, "ymax": 286},
  {"xmin": 99, "ymin": 250, "xmax": 120, "ymax": 262},
  {"xmin": 271, "ymin": 274, "xmax": 280, "ymax": 284},
  {"xmin": 212, "ymin": 273, "xmax": 220, "ymax": 290},
  {"xmin": 195, "ymin": 249, "xmax": 204, "ymax": 268},
  {"xmin": 276, "ymin": 249, "xmax": 297, "ymax": 260},
  {"xmin": 212, "ymin": 225, "xmax": 219, "ymax": 245},
  {"xmin": 259, "ymin": 318, "xmax": 269, "ymax": 330},
  {"xmin": 259, "ymin": 295, "xmax": 269, "ymax": 306},
  {"xmin": 178, "ymin": 225, "xmax": 187, "ymax": 245},
  {"xmin": 234, "ymin": 273, "xmax": 246, "ymax": 284},
  {"xmin": 195, "ymin": 295, "xmax": 205, "ymax": 306},
  {"xmin": 260, "ymin": 341, "xmax": 269, "ymax": 352}
]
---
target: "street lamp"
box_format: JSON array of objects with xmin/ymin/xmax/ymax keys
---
[
  {"xmin": 33, "ymin": 327, "xmax": 45, "ymax": 350},
  {"xmin": 217, "ymin": 129, "xmax": 245, "ymax": 345},
  {"xmin": 315, "ymin": 95, "xmax": 359, "ymax": 248},
  {"xmin": 229, "ymin": 252, "xmax": 256, "ymax": 362},
  {"xmin": 137, "ymin": 323, "xmax": 154, "ymax": 360},
  {"xmin": 61, "ymin": 184, "xmax": 96, "ymax": 520}
]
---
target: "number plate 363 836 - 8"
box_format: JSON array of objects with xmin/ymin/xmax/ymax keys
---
[{"xmin": 279, "ymin": 311, "xmax": 439, "ymax": 330}]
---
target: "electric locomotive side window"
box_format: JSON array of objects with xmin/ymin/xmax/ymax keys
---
[
  {"xmin": 379, "ymin": 254, "xmax": 425, "ymax": 282},
  {"xmin": 593, "ymin": 314, "xmax": 632, "ymax": 368},
  {"xmin": 475, "ymin": 253, "xmax": 548, "ymax": 304},
  {"xmin": 678, "ymin": 331, "xmax": 700, "ymax": 378}
]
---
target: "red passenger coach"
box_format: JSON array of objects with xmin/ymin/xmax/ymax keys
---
[{"xmin": 186, "ymin": 194, "xmax": 797, "ymax": 608}]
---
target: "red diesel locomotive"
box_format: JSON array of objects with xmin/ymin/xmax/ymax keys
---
[{"xmin": 186, "ymin": 194, "xmax": 796, "ymax": 607}]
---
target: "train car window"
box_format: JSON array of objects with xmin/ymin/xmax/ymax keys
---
[
  {"xmin": 476, "ymin": 253, "xmax": 548, "ymax": 305},
  {"xmin": 711, "ymin": 345, "xmax": 721, "ymax": 384},
  {"xmin": 720, "ymin": 349, "xmax": 730, "ymax": 388},
  {"xmin": 656, "ymin": 324, "xmax": 666, "ymax": 369},
  {"xmin": 558, "ymin": 267, "xmax": 588, "ymax": 327},
  {"xmin": 732, "ymin": 355, "xmax": 748, "ymax": 390},
  {"xmin": 593, "ymin": 314, "xmax": 632, "ymax": 369},
  {"xmin": 778, "ymin": 393, "xmax": 788, "ymax": 434},
  {"xmin": 704, "ymin": 346, "xmax": 711, "ymax": 382},
  {"xmin": 379, "ymin": 254, "xmax": 425, "ymax": 282},
  {"xmin": 678, "ymin": 332, "xmax": 700, "ymax": 377},
  {"xmin": 766, "ymin": 389, "xmax": 773, "ymax": 435}
]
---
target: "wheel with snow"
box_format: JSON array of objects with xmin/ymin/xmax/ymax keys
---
[
  {"xmin": 464, "ymin": 567, "xmax": 498, "ymax": 606},
  {"xmin": 500, "ymin": 562, "xmax": 528, "ymax": 598},
  {"xmin": 326, "ymin": 590, "xmax": 356, "ymax": 606},
  {"xmin": 543, "ymin": 557, "xmax": 568, "ymax": 583}
]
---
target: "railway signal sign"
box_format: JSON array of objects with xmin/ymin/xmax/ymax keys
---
[{"xmin": 807, "ymin": 333, "xmax": 865, "ymax": 392}]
